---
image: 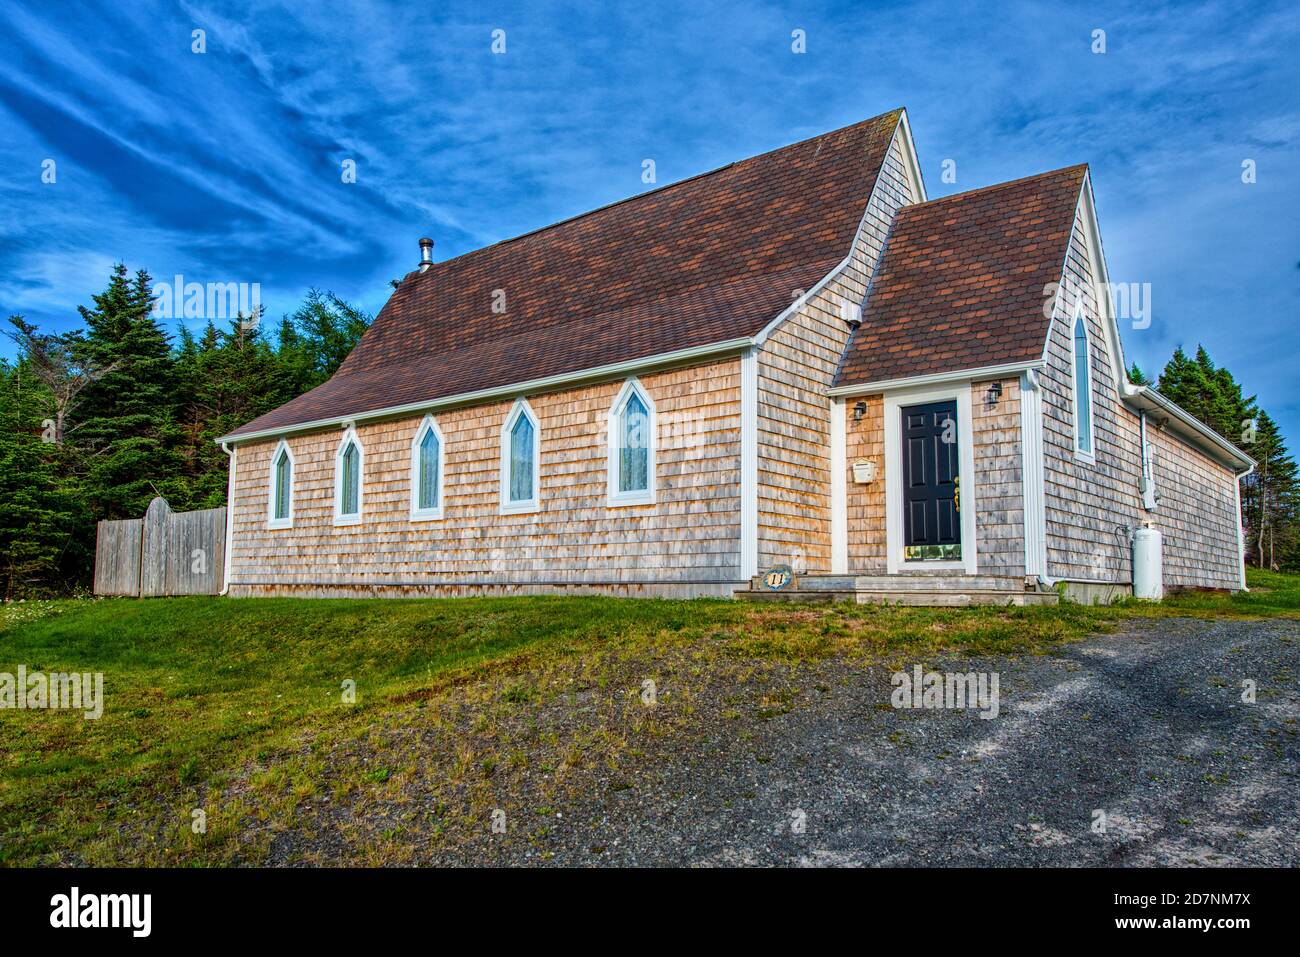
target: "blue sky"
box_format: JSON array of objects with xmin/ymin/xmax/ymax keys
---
[{"xmin": 2, "ymin": 0, "xmax": 1297, "ymax": 440}]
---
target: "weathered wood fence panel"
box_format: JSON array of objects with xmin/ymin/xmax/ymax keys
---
[
  {"xmin": 94, "ymin": 497, "xmax": 226, "ymax": 597},
  {"xmin": 92, "ymin": 519, "xmax": 144, "ymax": 596}
]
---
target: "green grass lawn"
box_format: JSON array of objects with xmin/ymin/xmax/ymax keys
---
[{"xmin": 1, "ymin": 569, "xmax": 1297, "ymax": 866}]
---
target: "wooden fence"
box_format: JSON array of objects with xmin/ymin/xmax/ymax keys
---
[{"xmin": 93, "ymin": 497, "xmax": 227, "ymax": 597}]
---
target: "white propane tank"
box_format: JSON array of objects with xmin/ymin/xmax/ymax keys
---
[{"xmin": 1133, "ymin": 524, "xmax": 1163, "ymax": 600}]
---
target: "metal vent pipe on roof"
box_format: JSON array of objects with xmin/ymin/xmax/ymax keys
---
[{"xmin": 418, "ymin": 237, "xmax": 434, "ymax": 271}]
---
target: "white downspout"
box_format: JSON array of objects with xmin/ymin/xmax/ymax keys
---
[{"xmin": 1139, "ymin": 411, "xmax": 1158, "ymax": 511}]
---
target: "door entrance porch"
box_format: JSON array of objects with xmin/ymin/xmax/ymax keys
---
[
  {"xmin": 901, "ymin": 399, "xmax": 962, "ymax": 562},
  {"xmin": 883, "ymin": 384, "xmax": 978, "ymax": 575}
]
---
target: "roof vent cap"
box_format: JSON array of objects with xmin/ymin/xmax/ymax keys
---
[{"xmin": 418, "ymin": 237, "xmax": 434, "ymax": 271}]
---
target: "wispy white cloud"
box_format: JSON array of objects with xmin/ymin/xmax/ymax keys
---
[{"xmin": 1, "ymin": 0, "xmax": 1296, "ymax": 438}]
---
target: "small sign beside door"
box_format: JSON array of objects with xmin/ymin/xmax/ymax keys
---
[{"xmin": 852, "ymin": 459, "xmax": 878, "ymax": 484}]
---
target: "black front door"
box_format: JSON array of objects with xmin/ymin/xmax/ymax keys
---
[{"xmin": 901, "ymin": 400, "xmax": 961, "ymax": 561}]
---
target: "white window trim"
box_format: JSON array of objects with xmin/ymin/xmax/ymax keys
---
[
  {"xmin": 267, "ymin": 438, "xmax": 295, "ymax": 530},
  {"xmin": 499, "ymin": 398, "xmax": 540, "ymax": 515},
  {"xmin": 409, "ymin": 414, "xmax": 446, "ymax": 521},
  {"xmin": 606, "ymin": 378, "xmax": 657, "ymax": 507},
  {"xmin": 883, "ymin": 383, "xmax": 978, "ymax": 576},
  {"xmin": 1070, "ymin": 303, "xmax": 1097, "ymax": 464},
  {"xmin": 333, "ymin": 426, "xmax": 365, "ymax": 527}
]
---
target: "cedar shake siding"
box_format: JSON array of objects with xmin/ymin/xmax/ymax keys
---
[
  {"xmin": 1147, "ymin": 428, "xmax": 1243, "ymax": 589},
  {"xmin": 227, "ymin": 359, "xmax": 742, "ymax": 597},
  {"xmin": 970, "ymin": 377, "xmax": 1025, "ymax": 578},
  {"xmin": 1038, "ymin": 207, "xmax": 1243, "ymax": 590},
  {"xmin": 755, "ymin": 130, "xmax": 918, "ymax": 572},
  {"xmin": 1040, "ymin": 209, "xmax": 1144, "ymax": 582},
  {"xmin": 843, "ymin": 395, "xmax": 886, "ymax": 571}
]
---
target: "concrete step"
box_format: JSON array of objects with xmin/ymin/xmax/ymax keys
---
[
  {"xmin": 850, "ymin": 590, "xmax": 1058, "ymax": 607},
  {"xmin": 734, "ymin": 589, "xmax": 855, "ymax": 604},
  {"xmin": 748, "ymin": 574, "xmax": 1029, "ymax": 593},
  {"xmin": 736, "ymin": 588, "xmax": 1059, "ymax": 607}
]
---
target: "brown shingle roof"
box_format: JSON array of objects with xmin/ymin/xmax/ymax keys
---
[
  {"xmin": 833, "ymin": 164, "xmax": 1087, "ymax": 388},
  {"xmin": 229, "ymin": 109, "xmax": 904, "ymax": 438}
]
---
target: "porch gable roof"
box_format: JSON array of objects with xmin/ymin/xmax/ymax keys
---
[{"xmin": 833, "ymin": 165, "xmax": 1088, "ymax": 389}]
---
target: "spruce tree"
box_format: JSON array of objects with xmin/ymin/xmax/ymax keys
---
[
  {"xmin": 167, "ymin": 311, "xmax": 283, "ymax": 509},
  {"xmin": 289, "ymin": 289, "xmax": 371, "ymax": 386},
  {"xmin": 1156, "ymin": 344, "xmax": 1256, "ymax": 443},
  {"xmin": 0, "ymin": 360, "xmax": 85, "ymax": 596},
  {"xmin": 1241, "ymin": 412, "xmax": 1300, "ymax": 570},
  {"xmin": 0, "ymin": 274, "xmax": 376, "ymax": 594},
  {"xmin": 73, "ymin": 264, "xmax": 179, "ymax": 520}
]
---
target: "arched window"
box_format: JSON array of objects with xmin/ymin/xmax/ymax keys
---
[
  {"xmin": 500, "ymin": 399, "xmax": 539, "ymax": 514},
  {"xmin": 410, "ymin": 415, "xmax": 445, "ymax": 520},
  {"xmin": 607, "ymin": 378, "xmax": 656, "ymax": 506},
  {"xmin": 334, "ymin": 428, "xmax": 364, "ymax": 525},
  {"xmin": 1072, "ymin": 311, "xmax": 1095, "ymax": 458},
  {"xmin": 268, "ymin": 439, "xmax": 294, "ymax": 529}
]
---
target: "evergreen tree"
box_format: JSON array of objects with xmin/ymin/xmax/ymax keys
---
[
  {"xmin": 168, "ymin": 311, "xmax": 284, "ymax": 509},
  {"xmin": 288, "ymin": 289, "xmax": 371, "ymax": 386},
  {"xmin": 73, "ymin": 265, "xmax": 179, "ymax": 521},
  {"xmin": 0, "ymin": 264, "xmax": 376, "ymax": 593},
  {"xmin": 271, "ymin": 314, "xmax": 319, "ymax": 401},
  {"xmin": 1156, "ymin": 344, "xmax": 1297, "ymax": 571},
  {"xmin": 1156, "ymin": 346, "xmax": 1216, "ymax": 429},
  {"xmin": 0, "ymin": 360, "xmax": 85, "ymax": 596},
  {"xmin": 1241, "ymin": 412, "xmax": 1300, "ymax": 570},
  {"xmin": 1156, "ymin": 345, "xmax": 1256, "ymax": 442}
]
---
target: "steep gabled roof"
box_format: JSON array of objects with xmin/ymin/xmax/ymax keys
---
[
  {"xmin": 227, "ymin": 109, "xmax": 905, "ymax": 439},
  {"xmin": 834, "ymin": 164, "xmax": 1088, "ymax": 388}
]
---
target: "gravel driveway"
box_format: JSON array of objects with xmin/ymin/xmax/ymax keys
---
[{"xmin": 498, "ymin": 616, "xmax": 1298, "ymax": 866}]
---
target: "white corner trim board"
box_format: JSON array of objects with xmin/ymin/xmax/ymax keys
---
[
  {"xmin": 740, "ymin": 348, "xmax": 759, "ymax": 579},
  {"xmin": 1019, "ymin": 370, "xmax": 1048, "ymax": 581},
  {"xmin": 1234, "ymin": 467, "xmax": 1251, "ymax": 592},
  {"xmin": 882, "ymin": 381, "xmax": 978, "ymax": 576},
  {"xmin": 219, "ymin": 442, "xmax": 236, "ymax": 595},
  {"xmin": 829, "ymin": 397, "xmax": 848, "ymax": 575}
]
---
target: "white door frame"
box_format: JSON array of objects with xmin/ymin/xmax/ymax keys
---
[{"xmin": 883, "ymin": 382, "xmax": 978, "ymax": 575}]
